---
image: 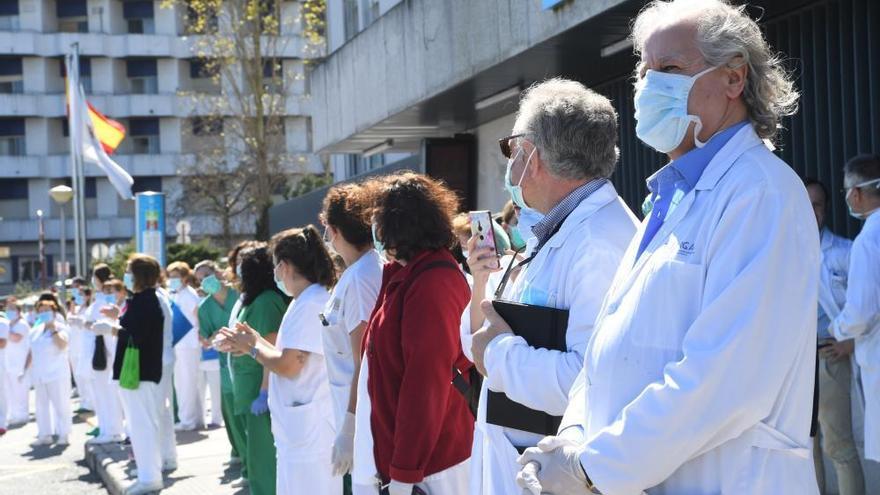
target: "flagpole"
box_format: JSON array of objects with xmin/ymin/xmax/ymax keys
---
[{"xmin": 67, "ymin": 43, "xmax": 83, "ymax": 278}]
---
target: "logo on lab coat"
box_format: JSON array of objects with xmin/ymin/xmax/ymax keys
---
[{"xmin": 678, "ymin": 241, "xmax": 695, "ymax": 257}]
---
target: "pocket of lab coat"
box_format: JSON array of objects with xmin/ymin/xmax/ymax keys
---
[
  {"xmin": 629, "ymin": 259, "xmax": 704, "ymax": 351},
  {"xmin": 719, "ymin": 422, "xmax": 813, "ymax": 494},
  {"xmin": 274, "ymin": 400, "xmax": 330, "ymax": 451}
]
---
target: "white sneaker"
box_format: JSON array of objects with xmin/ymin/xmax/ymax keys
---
[
  {"xmin": 88, "ymin": 434, "xmax": 125, "ymax": 445},
  {"xmin": 230, "ymin": 477, "xmax": 249, "ymax": 488},
  {"xmin": 124, "ymin": 480, "xmax": 164, "ymax": 495},
  {"xmin": 55, "ymin": 436, "xmax": 70, "ymax": 446},
  {"xmin": 30, "ymin": 437, "xmax": 53, "ymax": 447}
]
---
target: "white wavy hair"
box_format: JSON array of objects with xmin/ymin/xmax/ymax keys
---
[{"xmin": 631, "ymin": 0, "xmax": 799, "ymax": 141}]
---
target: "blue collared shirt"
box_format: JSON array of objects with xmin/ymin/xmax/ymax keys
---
[
  {"xmin": 636, "ymin": 122, "xmax": 748, "ymax": 259},
  {"xmin": 531, "ymin": 178, "xmax": 607, "ymax": 254}
]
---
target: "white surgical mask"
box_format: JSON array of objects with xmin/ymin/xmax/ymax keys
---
[
  {"xmin": 634, "ymin": 66, "xmax": 718, "ymax": 153},
  {"xmin": 845, "ymin": 178, "xmax": 880, "ymax": 219},
  {"xmin": 168, "ymin": 277, "xmax": 182, "ymax": 292}
]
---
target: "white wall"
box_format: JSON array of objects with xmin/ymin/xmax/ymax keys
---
[
  {"xmin": 21, "ymin": 56, "xmax": 46, "ymax": 93},
  {"xmin": 24, "ymin": 117, "xmax": 48, "ymax": 155},
  {"xmin": 159, "ymin": 117, "xmax": 181, "ymax": 153},
  {"xmin": 157, "ymin": 58, "xmax": 179, "ymax": 93},
  {"xmin": 472, "ymin": 112, "xmax": 516, "ymax": 213}
]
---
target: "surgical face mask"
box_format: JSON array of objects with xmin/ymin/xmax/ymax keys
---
[
  {"xmin": 273, "ymin": 262, "xmax": 292, "ymax": 297},
  {"xmin": 36, "ymin": 311, "xmax": 53, "ymax": 326},
  {"xmin": 201, "ymin": 274, "xmax": 221, "ymax": 295},
  {"xmin": 461, "ymin": 249, "xmax": 469, "ymax": 259},
  {"xmin": 7, "ymin": 309, "xmax": 18, "ymax": 321},
  {"xmin": 371, "ymin": 223, "xmax": 385, "ymax": 255},
  {"xmin": 845, "ymin": 178, "xmax": 880, "ymax": 219},
  {"xmin": 235, "ymin": 265, "xmax": 242, "ymax": 280},
  {"xmin": 123, "ymin": 272, "xmax": 134, "ymax": 292},
  {"xmin": 100, "ymin": 293, "xmax": 115, "ymax": 305},
  {"xmin": 71, "ymin": 287, "xmax": 81, "ymax": 299},
  {"xmin": 516, "ymin": 206, "xmax": 544, "ymax": 245},
  {"xmin": 634, "ymin": 66, "xmax": 718, "ymax": 153},
  {"xmin": 504, "ymin": 146, "xmax": 537, "ymax": 209},
  {"xmin": 74, "ymin": 294, "xmax": 85, "ymax": 306},
  {"xmin": 168, "ymin": 277, "xmax": 182, "ymax": 292}
]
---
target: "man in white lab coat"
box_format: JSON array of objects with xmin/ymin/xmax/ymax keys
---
[
  {"xmin": 514, "ymin": 1, "xmax": 819, "ymax": 494},
  {"xmin": 832, "ymin": 154, "xmax": 880, "ymax": 463},
  {"xmin": 806, "ymin": 178, "xmax": 865, "ymax": 495},
  {"xmin": 466, "ymin": 78, "xmax": 638, "ymax": 495}
]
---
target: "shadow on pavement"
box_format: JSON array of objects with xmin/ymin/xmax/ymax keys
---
[{"xmin": 22, "ymin": 444, "xmax": 69, "ymax": 460}]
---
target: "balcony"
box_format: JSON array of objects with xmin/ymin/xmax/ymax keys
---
[
  {"xmin": 0, "ymin": 93, "xmax": 232, "ymax": 118},
  {"xmin": 0, "ymin": 154, "xmax": 193, "ymax": 178}
]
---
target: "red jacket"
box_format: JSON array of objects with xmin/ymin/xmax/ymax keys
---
[{"xmin": 364, "ymin": 249, "xmax": 474, "ymax": 484}]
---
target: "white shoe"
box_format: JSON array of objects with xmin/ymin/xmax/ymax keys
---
[
  {"xmin": 88, "ymin": 434, "xmax": 125, "ymax": 445},
  {"xmin": 124, "ymin": 480, "xmax": 164, "ymax": 495},
  {"xmin": 162, "ymin": 460, "xmax": 177, "ymax": 472},
  {"xmin": 230, "ymin": 477, "xmax": 249, "ymax": 488},
  {"xmin": 30, "ymin": 437, "xmax": 53, "ymax": 447},
  {"xmin": 55, "ymin": 435, "xmax": 69, "ymax": 446}
]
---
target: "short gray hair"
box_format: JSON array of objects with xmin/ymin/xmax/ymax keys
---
[
  {"xmin": 632, "ymin": 0, "xmax": 799, "ymax": 141},
  {"xmin": 513, "ymin": 78, "xmax": 619, "ymax": 180}
]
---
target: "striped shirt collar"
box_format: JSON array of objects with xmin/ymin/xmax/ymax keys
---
[{"xmin": 531, "ymin": 178, "xmax": 607, "ymax": 251}]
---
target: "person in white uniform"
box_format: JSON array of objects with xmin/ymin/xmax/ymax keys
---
[
  {"xmin": 805, "ymin": 178, "xmax": 866, "ymax": 495},
  {"xmin": 167, "ymin": 261, "xmax": 205, "ymax": 431},
  {"xmin": 218, "ymin": 225, "xmax": 342, "ymax": 494},
  {"xmin": 4, "ymin": 300, "xmax": 31, "ymax": 426},
  {"xmin": 466, "ymin": 78, "xmax": 637, "ymax": 495},
  {"xmin": 0, "ymin": 308, "xmax": 8, "ymax": 434},
  {"xmin": 68, "ymin": 277, "xmax": 95, "ymax": 414},
  {"xmin": 515, "ymin": 2, "xmax": 819, "ymax": 494},
  {"xmin": 87, "ymin": 279, "xmax": 126, "ymax": 444},
  {"xmin": 832, "ymin": 153, "xmax": 880, "ymax": 463},
  {"xmin": 27, "ymin": 299, "xmax": 71, "ymax": 446},
  {"xmin": 318, "ymin": 183, "xmax": 384, "ymax": 494}
]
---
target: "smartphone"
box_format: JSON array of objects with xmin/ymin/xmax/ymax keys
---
[{"xmin": 469, "ymin": 210, "xmax": 500, "ymax": 268}]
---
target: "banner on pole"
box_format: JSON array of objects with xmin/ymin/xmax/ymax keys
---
[{"xmin": 135, "ymin": 192, "xmax": 166, "ymax": 267}]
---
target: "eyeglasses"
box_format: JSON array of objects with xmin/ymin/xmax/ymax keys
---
[{"xmin": 498, "ymin": 133, "xmax": 529, "ymax": 159}]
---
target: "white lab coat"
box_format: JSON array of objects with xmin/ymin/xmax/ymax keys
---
[
  {"xmin": 561, "ymin": 125, "xmax": 820, "ymax": 495},
  {"xmin": 4, "ymin": 318, "xmax": 30, "ymax": 424},
  {"xmin": 471, "ymin": 181, "xmax": 638, "ymax": 495},
  {"xmin": 172, "ymin": 285, "xmax": 204, "ymax": 429},
  {"xmin": 832, "ymin": 211, "xmax": 880, "ymax": 461}
]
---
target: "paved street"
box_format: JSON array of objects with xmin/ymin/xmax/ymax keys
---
[{"xmin": 0, "ymin": 402, "xmax": 105, "ymax": 495}]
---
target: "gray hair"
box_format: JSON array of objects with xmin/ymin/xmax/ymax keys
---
[
  {"xmin": 632, "ymin": 0, "xmax": 799, "ymax": 141},
  {"xmin": 513, "ymin": 78, "xmax": 619, "ymax": 180},
  {"xmin": 844, "ymin": 154, "xmax": 880, "ymax": 197}
]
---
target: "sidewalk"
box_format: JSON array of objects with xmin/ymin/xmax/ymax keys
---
[{"xmin": 84, "ymin": 425, "xmax": 248, "ymax": 495}]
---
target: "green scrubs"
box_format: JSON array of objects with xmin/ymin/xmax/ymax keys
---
[
  {"xmin": 231, "ymin": 290, "xmax": 287, "ymax": 495},
  {"xmin": 198, "ymin": 288, "xmax": 246, "ymax": 475}
]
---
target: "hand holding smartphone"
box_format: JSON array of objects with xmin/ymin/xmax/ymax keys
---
[{"xmin": 469, "ymin": 210, "xmax": 500, "ymax": 269}]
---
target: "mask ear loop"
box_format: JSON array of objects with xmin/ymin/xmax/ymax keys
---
[
  {"xmin": 517, "ymin": 147, "xmax": 537, "ymax": 188},
  {"xmin": 688, "ymin": 65, "xmax": 723, "ymax": 149}
]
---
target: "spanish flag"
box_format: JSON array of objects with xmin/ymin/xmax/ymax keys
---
[{"xmin": 64, "ymin": 82, "xmax": 126, "ymax": 155}]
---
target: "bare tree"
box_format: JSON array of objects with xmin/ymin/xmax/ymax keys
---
[{"xmin": 162, "ymin": 0, "xmax": 323, "ymax": 240}]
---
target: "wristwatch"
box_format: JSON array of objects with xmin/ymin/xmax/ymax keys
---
[{"xmin": 249, "ymin": 345, "xmax": 258, "ymax": 360}]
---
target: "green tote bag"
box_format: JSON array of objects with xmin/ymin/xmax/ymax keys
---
[{"xmin": 118, "ymin": 337, "xmax": 140, "ymax": 390}]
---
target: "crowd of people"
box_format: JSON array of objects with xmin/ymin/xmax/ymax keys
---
[{"xmin": 1, "ymin": 1, "xmax": 879, "ymax": 494}]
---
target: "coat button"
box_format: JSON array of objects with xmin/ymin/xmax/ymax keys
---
[{"xmin": 607, "ymin": 302, "xmax": 619, "ymax": 314}]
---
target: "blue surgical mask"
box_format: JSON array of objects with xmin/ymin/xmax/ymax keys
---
[
  {"xmin": 74, "ymin": 294, "xmax": 85, "ymax": 306},
  {"xmin": 201, "ymin": 274, "xmax": 221, "ymax": 295},
  {"xmin": 36, "ymin": 311, "xmax": 53, "ymax": 326},
  {"xmin": 235, "ymin": 265, "xmax": 242, "ymax": 280},
  {"xmin": 168, "ymin": 277, "xmax": 182, "ymax": 292},
  {"xmin": 100, "ymin": 293, "xmax": 116, "ymax": 305},
  {"xmin": 71, "ymin": 287, "xmax": 81, "ymax": 299},
  {"xmin": 273, "ymin": 262, "xmax": 292, "ymax": 297},
  {"xmin": 845, "ymin": 178, "xmax": 880, "ymax": 220},
  {"xmin": 371, "ymin": 223, "xmax": 385, "ymax": 255},
  {"xmin": 504, "ymin": 147, "xmax": 537, "ymax": 209},
  {"xmin": 123, "ymin": 272, "xmax": 134, "ymax": 292},
  {"xmin": 634, "ymin": 66, "xmax": 718, "ymax": 153},
  {"xmin": 516, "ymin": 206, "xmax": 544, "ymax": 246},
  {"xmin": 7, "ymin": 309, "xmax": 18, "ymax": 321}
]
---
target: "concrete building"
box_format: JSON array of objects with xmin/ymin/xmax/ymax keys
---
[
  {"xmin": 300, "ymin": 0, "xmax": 878, "ymax": 244},
  {"xmin": 0, "ymin": 0, "xmax": 321, "ymax": 293}
]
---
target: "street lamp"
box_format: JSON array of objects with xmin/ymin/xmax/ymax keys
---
[
  {"xmin": 36, "ymin": 209, "xmax": 45, "ymax": 290},
  {"xmin": 50, "ymin": 185, "xmax": 74, "ymax": 300}
]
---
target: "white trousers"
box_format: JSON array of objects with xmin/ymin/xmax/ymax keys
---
[
  {"xmin": 0, "ymin": 368, "xmax": 7, "ymax": 429},
  {"xmin": 173, "ymin": 347, "xmax": 203, "ymax": 428},
  {"xmin": 276, "ymin": 449, "xmax": 343, "ymax": 495},
  {"xmin": 34, "ymin": 378, "xmax": 71, "ymax": 439},
  {"xmin": 120, "ymin": 380, "xmax": 164, "ymax": 484},
  {"xmin": 159, "ymin": 363, "xmax": 178, "ymax": 464},
  {"xmin": 4, "ymin": 371, "xmax": 29, "ymax": 424},
  {"xmin": 198, "ymin": 364, "xmax": 222, "ymax": 425},
  {"xmin": 92, "ymin": 370, "xmax": 124, "ymax": 438},
  {"xmin": 413, "ymin": 459, "xmax": 471, "ymax": 495}
]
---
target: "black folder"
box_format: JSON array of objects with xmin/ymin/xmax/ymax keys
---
[{"xmin": 485, "ymin": 299, "xmax": 569, "ymax": 436}]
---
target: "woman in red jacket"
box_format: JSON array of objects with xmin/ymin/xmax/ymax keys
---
[{"xmin": 364, "ymin": 172, "xmax": 474, "ymax": 495}]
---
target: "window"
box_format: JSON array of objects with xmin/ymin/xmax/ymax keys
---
[
  {"xmin": 53, "ymin": 177, "xmax": 96, "ymax": 198},
  {"xmin": 132, "ymin": 176, "xmax": 162, "ymax": 193},
  {"xmin": 127, "ymin": 59, "xmax": 158, "ymax": 94},
  {"xmin": 0, "ymin": 0, "xmax": 19, "ymax": 31},
  {"xmin": 129, "ymin": 118, "xmax": 160, "ymax": 154},
  {"xmin": 343, "ymin": 0, "xmax": 360, "ymax": 42},
  {"xmin": 0, "ymin": 178, "xmax": 27, "ymax": 200},
  {"xmin": 57, "ymin": 1, "xmax": 88, "ymax": 33},
  {"xmin": 185, "ymin": 3, "xmax": 218, "ymax": 34},
  {"xmin": 189, "ymin": 58, "xmax": 219, "ymax": 79},
  {"xmin": 262, "ymin": 59, "xmax": 283, "ymax": 93},
  {"xmin": 0, "ymin": 118, "xmax": 25, "ymax": 156},
  {"xmin": 0, "ymin": 57, "xmax": 22, "ymax": 94},
  {"xmin": 59, "ymin": 57, "xmax": 91, "ymax": 94},
  {"xmin": 192, "ymin": 117, "xmax": 222, "ymax": 136},
  {"xmin": 124, "ymin": 1, "xmax": 155, "ymax": 34},
  {"xmin": 345, "ymin": 153, "xmax": 384, "ymax": 178}
]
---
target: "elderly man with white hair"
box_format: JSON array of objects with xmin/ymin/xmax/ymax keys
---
[
  {"xmin": 465, "ymin": 78, "xmax": 638, "ymax": 495},
  {"xmin": 514, "ymin": 1, "xmax": 819, "ymax": 494}
]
